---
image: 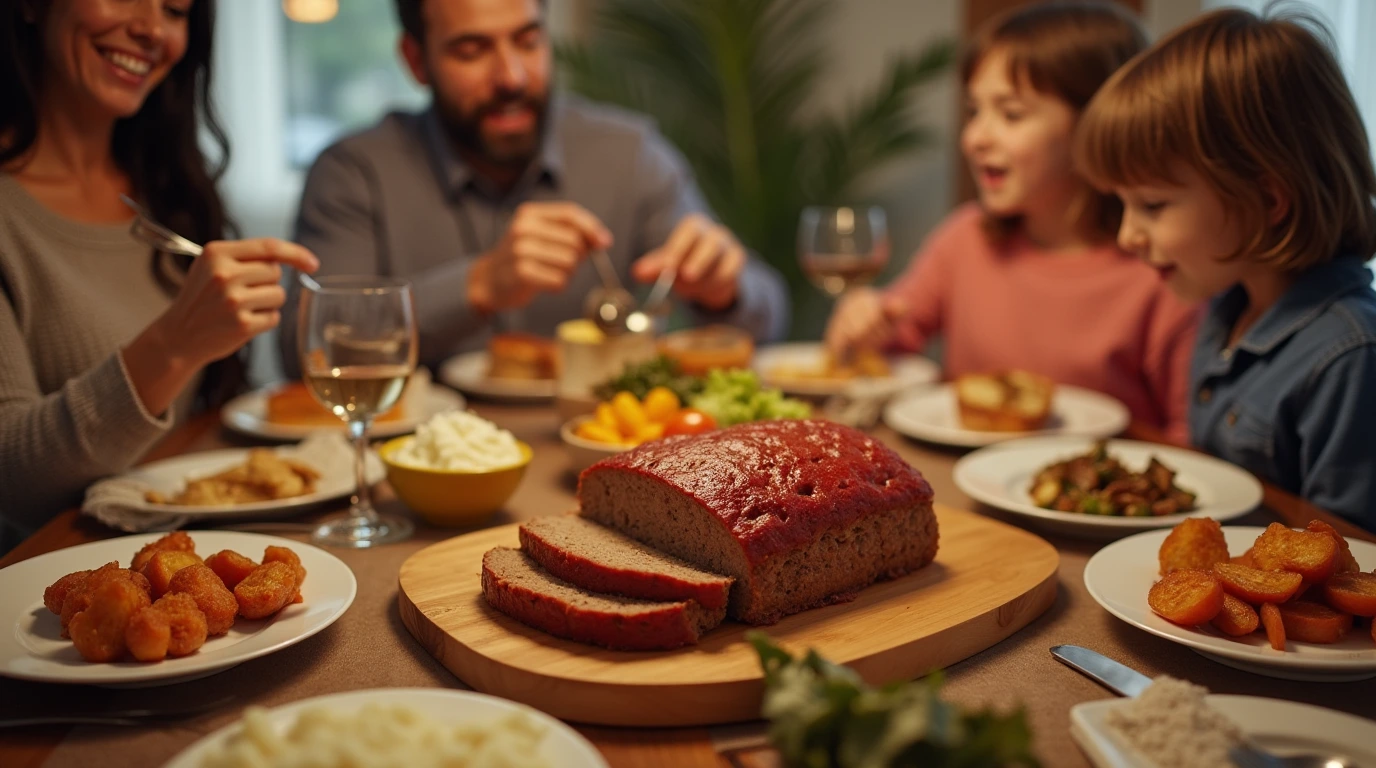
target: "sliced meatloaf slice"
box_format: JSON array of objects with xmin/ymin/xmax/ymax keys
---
[
  {"xmin": 578, "ymin": 419, "xmax": 938, "ymax": 625},
  {"xmin": 481, "ymin": 547, "xmax": 725, "ymax": 651},
  {"xmin": 519, "ymin": 515, "xmax": 733, "ymax": 609}
]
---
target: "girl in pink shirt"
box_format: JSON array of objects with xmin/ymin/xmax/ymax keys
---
[{"xmin": 826, "ymin": 1, "xmax": 1199, "ymax": 443}]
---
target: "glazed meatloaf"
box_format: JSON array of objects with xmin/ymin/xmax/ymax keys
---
[
  {"xmin": 519, "ymin": 516, "xmax": 733, "ymax": 609},
  {"xmin": 481, "ymin": 548, "xmax": 725, "ymax": 650},
  {"xmin": 578, "ymin": 419, "xmax": 938, "ymax": 624}
]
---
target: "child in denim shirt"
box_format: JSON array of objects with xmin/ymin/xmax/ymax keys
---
[{"xmin": 1074, "ymin": 7, "xmax": 1376, "ymax": 530}]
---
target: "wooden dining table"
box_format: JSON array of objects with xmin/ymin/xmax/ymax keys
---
[{"xmin": 1, "ymin": 399, "xmax": 1373, "ymax": 768}]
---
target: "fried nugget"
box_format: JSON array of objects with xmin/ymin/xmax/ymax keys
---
[
  {"xmin": 125, "ymin": 607, "xmax": 170, "ymax": 662},
  {"xmin": 1305, "ymin": 520, "xmax": 1361, "ymax": 575},
  {"xmin": 69, "ymin": 579, "xmax": 150, "ymax": 662},
  {"xmin": 1251, "ymin": 523, "xmax": 1338, "ymax": 585},
  {"xmin": 204, "ymin": 550, "xmax": 259, "ymax": 591},
  {"xmin": 44, "ymin": 569, "xmax": 92, "ymax": 615},
  {"xmin": 234, "ymin": 562, "xmax": 298, "ymax": 619},
  {"xmin": 131, "ymin": 531, "xmax": 196, "ymax": 572},
  {"xmin": 262, "ymin": 546, "xmax": 306, "ymax": 601},
  {"xmin": 167, "ymin": 565, "xmax": 238, "ymax": 636},
  {"xmin": 1158, "ymin": 518, "xmax": 1230, "ymax": 575},
  {"xmin": 59, "ymin": 563, "xmax": 150, "ymax": 638},
  {"xmin": 154, "ymin": 593, "xmax": 209, "ymax": 657},
  {"xmin": 141, "ymin": 550, "xmax": 204, "ymax": 598}
]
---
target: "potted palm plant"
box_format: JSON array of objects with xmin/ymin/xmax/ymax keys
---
[{"xmin": 559, "ymin": 0, "xmax": 955, "ymax": 339}]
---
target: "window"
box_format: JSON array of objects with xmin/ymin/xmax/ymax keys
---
[
  {"xmin": 281, "ymin": 3, "xmax": 428, "ymax": 168},
  {"xmin": 1206, "ymin": 0, "xmax": 1376, "ymax": 169}
]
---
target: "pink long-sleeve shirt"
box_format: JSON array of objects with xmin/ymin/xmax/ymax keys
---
[{"xmin": 884, "ymin": 204, "xmax": 1200, "ymax": 444}]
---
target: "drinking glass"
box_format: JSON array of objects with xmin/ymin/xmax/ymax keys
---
[
  {"xmin": 797, "ymin": 206, "xmax": 890, "ymax": 297},
  {"xmin": 298, "ymin": 275, "xmax": 417, "ymax": 547}
]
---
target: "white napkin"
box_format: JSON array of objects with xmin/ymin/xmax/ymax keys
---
[{"xmin": 82, "ymin": 431, "xmax": 374, "ymax": 533}]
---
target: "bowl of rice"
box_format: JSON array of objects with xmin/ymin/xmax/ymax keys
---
[{"xmin": 378, "ymin": 410, "xmax": 532, "ymax": 527}]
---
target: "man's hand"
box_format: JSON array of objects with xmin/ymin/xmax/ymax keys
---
[
  {"xmin": 631, "ymin": 214, "xmax": 745, "ymax": 311},
  {"xmin": 467, "ymin": 202, "xmax": 612, "ymax": 313}
]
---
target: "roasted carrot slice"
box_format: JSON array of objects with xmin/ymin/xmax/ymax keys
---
[
  {"xmin": 1259, "ymin": 603, "xmax": 1286, "ymax": 651},
  {"xmin": 1322, "ymin": 572, "xmax": 1376, "ymax": 617},
  {"xmin": 1212, "ymin": 562, "xmax": 1303, "ymax": 605},
  {"xmin": 1250, "ymin": 523, "xmax": 1338, "ymax": 585},
  {"xmin": 1276, "ymin": 601, "xmax": 1352, "ymax": 644},
  {"xmin": 1158, "ymin": 518, "xmax": 1230, "ymax": 576},
  {"xmin": 1148, "ymin": 569, "xmax": 1225, "ymax": 626},
  {"xmin": 1211, "ymin": 593, "xmax": 1260, "ymax": 637},
  {"xmin": 1305, "ymin": 520, "xmax": 1360, "ymax": 575},
  {"xmin": 1229, "ymin": 547, "xmax": 1256, "ymax": 568}
]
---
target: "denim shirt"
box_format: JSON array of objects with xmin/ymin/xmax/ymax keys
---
[{"xmin": 1189, "ymin": 257, "xmax": 1376, "ymax": 531}]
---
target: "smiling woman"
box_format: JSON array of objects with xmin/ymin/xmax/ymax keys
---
[{"xmin": 0, "ymin": 0, "xmax": 320, "ymax": 553}]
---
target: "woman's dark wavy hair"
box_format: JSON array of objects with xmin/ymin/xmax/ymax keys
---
[{"xmin": 1, "ymin": 0, "xmax": 243, "ymax": 406}]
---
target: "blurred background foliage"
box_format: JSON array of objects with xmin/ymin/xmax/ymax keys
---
[{"xmin": 558, "ymin": 0, "xmax": 955, "ymax": 338}]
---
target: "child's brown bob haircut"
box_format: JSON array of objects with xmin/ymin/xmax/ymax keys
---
[
  {"xmin": 962, "ymin": 1, "xmax": 1148, "ymax": 243},
  {"xmin": 1075, "ymin": 7, "xmax": 1376, "ymax": 271}
]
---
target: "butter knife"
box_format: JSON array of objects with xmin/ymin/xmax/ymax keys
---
[{"xmin": 1050, "ymin": 644, "xmax": 1152, "ymax": 697}]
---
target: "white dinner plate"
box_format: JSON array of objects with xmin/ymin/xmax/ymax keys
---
[
  {"xmin": 1084, "ymin": 526, "xmax": 1376, "ymax": 681},
  {"xmin": 0, "ymin": 531, "xmax": 355, "ymax": 687},
  {"xmin": 162, "ymin": 688, "xmax": 610, "ymax": 768},
  {"xmin": 953, "ymin": 437, "xmax": 1262, "ymax": 538},
  {"xmin": 222, "ymin": 374, "xmax": 465, "ymax": 442},
  {"xmin": 439, "ymin": 351, "xmax": 557, "ymax": 402},
  {"xmin": 883, "ymin": 383, "xmax": 1130, "ymax": 448},
  {"xmin": 112, "ymin": 445, "xmax": 384, "ymax": 520},
  {"xmin": 753, "ymin": 342, "xmax": 940, "ymax": 398},
  {"xmin": 1071, "ymin": 694, "xmax": 1376, "ymax": 768}
]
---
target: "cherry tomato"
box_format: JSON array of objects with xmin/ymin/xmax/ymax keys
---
[{"xmin": 663, "ymin": 409, "xmax": 716, "ymax": 436}]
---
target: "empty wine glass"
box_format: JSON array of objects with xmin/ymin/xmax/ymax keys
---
[
  {"xmin": 298, "ymin": 275, "xmax": 418, "ymax": 547},
  {"xmin": 797, "ymin": 206, "xmax": 890, "ymax": 297}
]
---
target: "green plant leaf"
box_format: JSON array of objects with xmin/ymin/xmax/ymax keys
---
[{"xmin": 556, "ymin": 0, "xmax": 954, "ymax": 339}]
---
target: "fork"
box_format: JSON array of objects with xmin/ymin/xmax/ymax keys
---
[
  {"xmin": 119, "ymin": 194, "xmax": 322, "ymax": 290},
  {"xmin": 120, "ymin": 194, "xmax": 204, "ymax": 258},
  {"xmin": 0, "ymin": 695, "xmax": 236, "ymax": 729},
  {"xmin": 1229, "ymin": 744, "xmax": 1355, "ymax": 768}
]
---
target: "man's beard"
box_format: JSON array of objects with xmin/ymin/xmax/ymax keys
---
[{"xmin": 436, "ymin": 87, "xmax": 548, "ymax": 170}]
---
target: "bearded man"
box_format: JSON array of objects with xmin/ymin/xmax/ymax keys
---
[{"xmin": 283, "ymin": 0, "xmax": 789, "ymax": 371}]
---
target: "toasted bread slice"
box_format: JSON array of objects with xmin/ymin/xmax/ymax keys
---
[{"xmin": 955, "ymin": 370, "xmax": 1055, "ymax": 431}]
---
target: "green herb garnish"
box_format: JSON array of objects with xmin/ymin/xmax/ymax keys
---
[
  {"xmin": 591, "ymin": 356, "xmax": 704, "ymax": 403},
  {"xmin": 749, "ymin": 633, "xmax": 1039, "ymax": 768}
]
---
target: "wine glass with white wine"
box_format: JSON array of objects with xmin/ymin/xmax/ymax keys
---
[
  {"xmin": 298, "ymin": 275, "xmax": 418, "ymax": 547},
  {"xmin": 797, "ymin": 206, "xmax": 890, "ymax": 298}
]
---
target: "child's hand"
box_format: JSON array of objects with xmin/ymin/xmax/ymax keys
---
[{"xmin": 824, "ymin": 287, "xmax": 903, "ymax": 358}]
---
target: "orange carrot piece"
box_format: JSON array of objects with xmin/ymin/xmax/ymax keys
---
[
  {"xmin": 1211, "ymin": 593, "xmax": 1261, "ymax": 637},
  {"xmin": 1322, "ymin": 572, "xmax": 1376, "ymax": 617},
  {"xmin": 1259, "ymin": 603, "xmax": 1286, "ymax": 651},
  {"xmin": 1276, "ymin": 601, "xmax": 1352, "ymax": 644},
  {"xmin": 1148, "ymin": 569, "xmax": 1225, "ymax": 626},
  {"xmin": 1212, "ymin": 562, "xmax": 1303, "ymax": 605}
]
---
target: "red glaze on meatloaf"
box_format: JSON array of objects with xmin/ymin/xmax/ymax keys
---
[
  {"xmin": 578, "ymin": 419, "xmax": 939, "ymax": 624},
  {"xmin": 481, "ymin": 548, "xmax": 725, "ymax": 651},
  {"xmin": 520, "ymin": 515, "xmax": 733, "ymax": 609}
]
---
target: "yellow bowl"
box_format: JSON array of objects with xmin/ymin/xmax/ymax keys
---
[{"xmin": 378, "ymin": 436, "xmax": 533, "ymax": 527}]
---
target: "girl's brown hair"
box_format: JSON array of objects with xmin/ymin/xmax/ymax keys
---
[
  {"xmin": 1075, "ymin": 7, "xmax": 1376, "ymax": 271},
  {"xmin": 962, "ymin": 1, "xmax": 1148, "ymax": 243}
]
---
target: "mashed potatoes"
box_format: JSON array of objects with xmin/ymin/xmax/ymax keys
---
[
  {"xmin": 201, "ymin": 703, "xmax": 549, "ymax": 768},
  {"xmin": 392, "ymin": 410, "xmax": 524, "ymax": 472}
]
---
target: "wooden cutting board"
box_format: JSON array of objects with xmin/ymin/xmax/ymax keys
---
[{"xmin": 398, "ymin": 503, "xmax": 1058, "ymax": 726}]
